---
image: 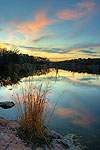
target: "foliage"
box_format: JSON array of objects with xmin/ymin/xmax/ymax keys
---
[
  {"xmin": 0, "ymin": 48, "xmax": 50, "ymax": 66},
  {"xmin": 0, "ymin": 48, "xmax": 50, "ymax": 86},
  {"xmin": 52, "ymin": 58, "xmax": 100, "ymax": 75}
]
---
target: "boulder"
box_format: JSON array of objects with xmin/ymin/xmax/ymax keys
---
[
  {"xmin": 0, "ymin": 101, "xmax": 15, "ymax": 109},
  {"xmin": 49, "ymin": 130, "xmax": 63, "ymax": 139}
]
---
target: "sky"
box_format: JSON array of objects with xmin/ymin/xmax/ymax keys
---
[{"xmin": 0, "ymin": 0, "xmax": 100, "ymax": 61}]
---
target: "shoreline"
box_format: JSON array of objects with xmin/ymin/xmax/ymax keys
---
[{"xmin": 0, "ymin": 116, "xmax": 85, "ymax": 150}]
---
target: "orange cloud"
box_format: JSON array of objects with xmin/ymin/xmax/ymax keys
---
[
  {"xmin": 57, "ymin": 10, "xmax": 85, "ymax": 20},
  {"xmin": 66, "ymin": 45, "xmax": 100, "ymax": 53},
  {"xmin": 56, "ymin": 108, "xmax": 96, "ymax": 126},
  {"xmin": 0, "ymin": 42, "xmax": 16, "ymax": 49},
  {"xmin": 57, "ymin": 2, "xmax": 96, "ymax": 20},
  {"xmin": 0, "ymin": 45, "xmax": 6, "ymax": 49},
  {"xmin": 28, "ymin": 10, "xmax": 52, "ymax": 33},
  {"xmin": 8, "ymin": 10, "xmax": 57, "ymax": 34},
  {"xmin": 6, "ymin": 10, "xmax": 57, "ymax": 44}
]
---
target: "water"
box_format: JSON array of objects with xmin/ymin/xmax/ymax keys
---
[{"xmin": 0, "ymin": 69, "xmax": 100, "ymax": 150}]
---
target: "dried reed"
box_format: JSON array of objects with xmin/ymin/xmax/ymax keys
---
[{"xmin": 16, "ymin": 83, "xmax": 53, "ymax": 145}]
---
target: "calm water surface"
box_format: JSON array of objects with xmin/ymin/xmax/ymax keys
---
[{"xmin": 0, "ymin": 69, "xmax": 100, "ymax": 150}]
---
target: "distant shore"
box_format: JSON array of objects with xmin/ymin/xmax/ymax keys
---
[{"xmin": 51, "ymin": 58, "xmax": 100, "ymax": 75}]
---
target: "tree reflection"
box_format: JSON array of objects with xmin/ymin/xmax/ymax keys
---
[
  {"xmin": 0, "ymin": 48, "xmax": 50, "ymax": 86},
  {"xmin": 0, "ymin": 66, "xmax": 50, "ymax": 86}
]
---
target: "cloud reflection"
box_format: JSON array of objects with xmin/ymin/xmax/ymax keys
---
[
  {"xmin": 56, "ymin": 107, "xmax": 96, "ymax": 126},
  {"xmin": 69, "ymin": 78, "xmax": 100, "ymax": 88}
]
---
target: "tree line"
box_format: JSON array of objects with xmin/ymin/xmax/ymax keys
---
[{"xmin": 0, "ymin": 48, "xmax": 50, "ymax": 67}]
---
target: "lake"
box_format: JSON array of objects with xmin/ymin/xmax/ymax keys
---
[{"xmin": 0, "ymin": 68, "xmax": 100, "ymax": 150}]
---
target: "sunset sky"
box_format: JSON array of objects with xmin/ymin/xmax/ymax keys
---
[{"xmin": 0, "ymin": 0, "xmax": 100, "ymax": 61}]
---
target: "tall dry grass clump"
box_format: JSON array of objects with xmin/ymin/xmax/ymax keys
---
[{"xmin": 16, "ymin": 83, "xmax": 52, "ymax": 145}]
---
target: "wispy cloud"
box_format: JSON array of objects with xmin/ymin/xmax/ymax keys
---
[
  {"xmin": 5, "ymin": 10, "xmax": 58, "ymax": 44},
  {"xmin": 7, "ymin": 10, "xmax": 57, "ymax": 34},
  {"xmin": 56, "ymin": 1, "xmax": 98, "ymax": 40},
  {"xmin": 0, "ymin": 42, "xmax": 16, "ymax": 49},
  {"xmin": 19, "ymin": 45, "xmax": 71, "ymax": 54},
  {"xmin": 66, "ymin": 42, "xmax": 100, "ymax": 53},
  {"xmin": 57, "ymin": 2, "xmax": 96, "ymax": 20},
  {"xmin": 32, "ymin": 34, "xmax": 55, "ymax": 44},
  {"xmin": 79, "ymin": 50, "xmax": 97, "ymax": 54},
  {"xmin": 69, "ymin": 78, "xmax": 100, "ymax": 88},
  {"xmin": 19, "ymin": 45, "xmax": 66, "ymax": 54},
  {"xmin": 27, "ymin": 10, "xmax": 57, "ymax": 34},
  {"xmin": 1, "ymin": 41, "xmax": 100, "ymax": 57},
  {"xmin": 77, "ymin": 2, "xmax": 95, "ymax": 10},
  {"xmin": 18, "ymin": 41, "xmax": 100, "ymax": 57},
  {"xmin": 0, "ymin": 28, "xmax": 2, "ymax": 32},
  {"xmin": 3, "ymin": 2, "xmax": 98, "ymax": 46}
]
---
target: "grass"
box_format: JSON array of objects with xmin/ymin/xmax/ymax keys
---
[{"xmin": 16, "ymin": 83, "xmax": 53, "ymax": 147}]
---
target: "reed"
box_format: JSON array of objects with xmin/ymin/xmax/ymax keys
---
[{"xmin": 16, "ymin": 83, "xmax": 52, "ymax": 146}]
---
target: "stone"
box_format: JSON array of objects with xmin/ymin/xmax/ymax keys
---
[
  {"xmin": 69, "ymin": 145, "xmax": 82, "ymax": 150},
  {"xmin": 35, "ymin": 147, "xmax": 44, "ymax": 150},
  {"xmin": 0, "ymin": 115, "xmax": 3, "ymax": 119},
  {"xmin": 49, "ymin": 130, "xmax": 63, "ymax": 139},
  {"xmin": 63, "ymin": 134, "xmax": 77, "ymax": 146},
  {"xmin": 0, "ymin": 117, "xmax": 84, "ymax": 150},
  {"xmin": 9, "ymin": 88, "xmax": 12, "ymax": 90},
  {"xmin": 52, "ymin": 143, "xmax": 65, "ymax": 150},
  {"xmin": 53, "ymin": 139, "xmax": 70, "ymax": 149},
  {"xmin": 0, "ymin": 101, "xmax": 15, "ymax": 109},
  {"xmin": 42, "ymin": 145, "xmax": 50, "ymax": 150},
  {"xmin": 0, "ymin": 118, "xmax": 32, "ymax": 150}
]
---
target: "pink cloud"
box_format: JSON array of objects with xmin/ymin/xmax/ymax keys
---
[
  {"xmin": 6, "ymin": 10, "xmax": 57, "ymax": 44},
  {"xmin": 28, "ymin": 10, "xmax": 57, "ymax": 33},
  {"xmin": 68, "ymin": 45, "xmax": 100, "ymax": 53},
  {"xmin": 57, "ymin": 10, "xmax": 86, "ymax": 20},
  {"xmin": 69, "ymin": 78, "xmax": 100, "ymax": 87},
  {"xmin": 77, "ymin": 2, "xmax": 95, "ymax": 10},
  {"xmin": 57, "ymin": 2, "xmax": 96, "ymax": 20},
  {"xmin": 56, "ymin": 107, "xmax": 96, "ymax": 126},
  {"xmin": 7, "ymin": 10, "xmax": 57, "ymax": 34}
]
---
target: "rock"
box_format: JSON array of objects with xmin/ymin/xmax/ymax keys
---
[
  {"xmin": 68, "ymin": 145, "xmax": 82, "ymax": 150},
  {"xmin": 0, "ymin": 101, "xmax": 15, "ymax": 109},
  {"xmin": 52, "ymin": 143, "xmax": 66, "ymax": 150},
  {"xmin": 0, "ymin": 118, "xmax": 32, "ymax": 150},
  {"xmin": 53, "ymin": 139, "xmax": 70, "ymax": 149},
  {"xmin": 0, "ymin": 116, "xmax": 85, "ymax": 150},
  {"xmin": 63, "ymin": 134, "xmax": 78, "ymax": 146},
  {"xmin": 41, "ymin": 145, "xmax": 50, "ymax": 150},
  {"xmin": 51, "ymin": 139, "xmax": 66, "ymax": 150},
  {"xmin": 50, "ymin": 133, "xmax": 85, "ymax": 150},
  {"xmin": 49, "ymin": 130, "xmax": 63, "ymax": 139},
  {"xmin": 35, "ymin": 147, "xmax": 44, "ymax": 150},
  {"xmin": 9, "ymin": 88, "xmax": 12, "ymax": 90},
  {"xmin": 0, "ymin": 115, "xmax": 3, "ymax": 119}
]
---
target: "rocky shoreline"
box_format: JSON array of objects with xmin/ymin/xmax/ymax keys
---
[{"xmin": 0, "ymin": 116, "xmax": 85, "ymax": 150}]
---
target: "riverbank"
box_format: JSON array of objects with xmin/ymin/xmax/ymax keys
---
[
  {"xmin": 0, "ymin": 116, "xmax": 31, "ymax": 150},
  {"xmin": 0, "ymin": 116, "xmax": 85, "ymax": 150}
]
